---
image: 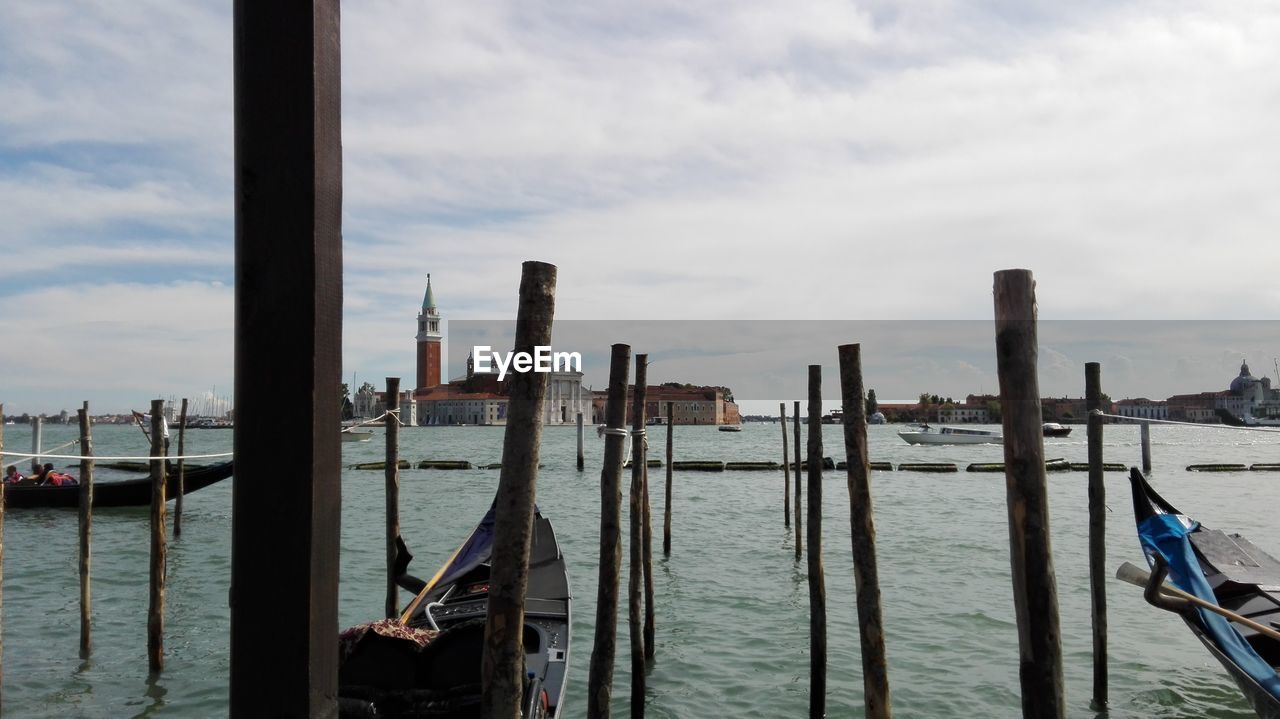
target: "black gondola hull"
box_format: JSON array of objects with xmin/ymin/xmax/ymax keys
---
[{"xmin": 3, "ymin": 461, "xmax": 234, "ymax": 509}]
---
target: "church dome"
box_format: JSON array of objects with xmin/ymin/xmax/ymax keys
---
[{"xmin": 1230, "ymin": 359, "xmax": 1258, "ymax": 394}]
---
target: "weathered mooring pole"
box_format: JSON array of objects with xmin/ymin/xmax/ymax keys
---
[
  {"xmin": 230, "ymin": 0, "xmax": 343, "ymax": 712},
  {"xmin": 642, "ymin": 409, "xmax": 656, "ymax": 664},
  {"xmin": 78, "ymin": 403, "xmax": 94, "ymax": 659},
  {"xmin": 838, "ymin": 345, "xmax": 892, "ymax": 719},
  {"xmin": 1, "ymin": 403, "xmax": 5, "ymax": 707},
  {"xmin": 793, "ymin": 400, "xmax": 802, "ymax": 561},
  {"xmin": 806, "ymin": 366, "xmax": 827, "ymax": 719},
  {"xmin": 385, "ymin": 376, "xmax": 401, "ymax": 619},
  {"xmin": 587, "ymin": 344, "xmax": 632, "ymax": 718},
  {"xmin": 780, "ymin": 402, "xmax": 791, "ymax": 528},
  {"xmin": 1140, "ymin": 422, "xmax": 1152, "ymax": 474},
  {"xmin": 482, "ymin": 261, "xmax": 557, "ymax": 719},
  {"xmin": 577, "ymin": 411, "xmax": 586, "ymax": 471},
  {"xmin": 993, "ymin": 269, "xmax": 1064, "ymax": 719},
  {"xmin": 628, "ymin": 355, "xmax": 649, "ymax": 718},
  {"xmin": 1085, "ymin": 362, "xmax": 1107, "ymax": 709},
  {"xmin": 148, "ymin": 399, "xmax": 167, "ymax": 674},
  {"xmin": 662, "ymin": 401, "xmax": 673, "ymax": 556},
  {"xmin": 174, "ymin": 398, "xmax": 187, "ymax": 538},
  {"xmin": 30, "ymin": 415, "xmax": 42, "ymax": 474}
]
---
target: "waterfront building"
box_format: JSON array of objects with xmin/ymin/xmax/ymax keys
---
[
  {"xmin": 936, "ymin": 402, "xmax": 989, "ymax": 424},
  {"xmin": 592, "ymin": 384, "xmax": 741, "ymax": 425},
  {"xmin": 1115, "ymin": 398, "xmax": 1169, "ymax": 420}
]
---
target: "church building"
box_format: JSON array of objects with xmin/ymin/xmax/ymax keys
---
[{"xmin": 411, "ymin": 275, "xmax": 589, "ymax": 426}]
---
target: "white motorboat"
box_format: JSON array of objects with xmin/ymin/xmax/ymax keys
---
[
  {"xmin": 341, "ymin": 428, "xmax": 374, "ymax": 442},
  {"xmin": 898, "ymin": 424, "xmax": 1002, "ymax": 445},
  {"xmin": 718, "ymin": 424, "xmax": 743, "ymax": 432}
]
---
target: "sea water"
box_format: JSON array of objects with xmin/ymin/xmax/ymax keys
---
[{"xmin": 2, "ymin": 420, "xmax": 1277, "ymax": 718}]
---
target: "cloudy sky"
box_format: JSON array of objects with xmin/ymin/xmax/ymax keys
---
[{"xmin": 2, "ymin": 0, "xmax": 1278, "ymax": 415}]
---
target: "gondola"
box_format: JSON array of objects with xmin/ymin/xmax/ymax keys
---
[
  {"xmin": 1127, "ymin": 468, "xmax": 1280, "ymax": 718},
  {"xmin": 338, "ymin": 505, "xmax": 571, "ymax": 718},
  {"xmin": 4, "ymin": 461, "xmax": 234, "ymax": 509}
]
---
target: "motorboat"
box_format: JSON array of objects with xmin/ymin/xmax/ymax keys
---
[
  {"xmin": 1042, "ymin": 422, "xmax": 1073, "ymax": 437},
  {"xmin": 898, "ymin": 424, "xmax": 1002, "ymax": 445}
]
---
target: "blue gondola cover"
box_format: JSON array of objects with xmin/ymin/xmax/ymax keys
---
[{"xmin": 1138, "ymin": 513, "xmax": 1280, "ymax": 702}]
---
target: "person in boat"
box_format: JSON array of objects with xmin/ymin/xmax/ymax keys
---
[
  {"xmin": 40, "ymin": 463, "xmax": 76, "ymax": 486},
  {"xmin": 4, "ymin": 465, "xmax": 24, "ymax": 484}
]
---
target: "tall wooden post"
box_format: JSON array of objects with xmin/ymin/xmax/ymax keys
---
[
  {"xmin": 793, "ymin": 400, "xmax": 802, "ymax": 560},
  {"xmin": 148, "ymin": 399, "xmax": 167, "ymax": 674},
  {"xmin": 230, "ymin": 0, "xmax": 343, "ymax": 713},
  {"xmin": 78, "ymin": 403, "xmax": 95, "ymax": 659},
  {"xmin": 174, "ymin": 398, "xmax": 188, "ymax": 538},
  {"xmin": 481, "ymin": 261, "xmax": 557, "ymax": 719},
  {"xmin": 642, "ymin": 416, "xmax": 656, "ymax": 664},
  {"xmin": 1, "ymin": 403, "xmax": 5, "ymax": 707},
  {"xmin": 628, "ymin": 355, "xmax": 649, "ymax": 718},
  {"xmin": 993, "ymin": 269, "xmax": 1064, "ymax": 719},
  {"xmin": 1085, "ymin": 362, "xmax": 1107, "ymax": 709},
  {"xmin": 30, "ymin": 415, "xmax": 42, "ymax": 474},
  {"xmin": 838, "ymin": 345, "xmax": 892, "ymax": 719},
  {"xmin": 587, "ymin": 344, "xmax": 631, "ymax": 719},
  {"xmin": 1140, "ymin": 422, "xmax": 1152, "ymax": 474},
  {"xmin": 780, "ymin": 402, "xmax": 791, "ymax": 528},
  {"xmin": 663, "ymin": 401, "xmax": 673, "ymax": 556},
  {"xmin": 385, "ymin": 377, "xmax": 401, "ymax": 619},
  {"xmin": 577, "ymin": 412, "xmax": 585, "ymax": 471},
  {"xmin": 806, "ymin": 366, "xmax": 826, "ymax": 719}
]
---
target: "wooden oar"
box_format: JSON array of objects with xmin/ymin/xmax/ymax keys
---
[
  {"xmin": 397, "ymin": 534, "xmax": 472, "ymax": 624},
  {"xmin": 1116, "ymin": 561, "xmax": 1280, "ymax": 642}
]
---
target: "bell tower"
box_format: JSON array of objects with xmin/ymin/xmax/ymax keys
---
[{"xmin": 415, "ymin": 274, "xmax": 442, "ymax": 391}]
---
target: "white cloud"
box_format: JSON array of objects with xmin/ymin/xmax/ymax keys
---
[{"xmin": 3, "ymin": 0, "xmax": 1280, "ymax": 412}]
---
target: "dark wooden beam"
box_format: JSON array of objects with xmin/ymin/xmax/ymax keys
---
[{"xmin": 230, "ymin": 1, "xmax": 342, "ymax": 715}]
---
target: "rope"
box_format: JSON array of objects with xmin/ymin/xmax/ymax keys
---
[
  {"xmin": 0, "ymin": 451, "xmax": 233, "ymax": 461},
  {"xmin": 1091, "ymin": 410, "xmax": 1280, "ymax": 433},
  {"xmin": 343, "ymin": 410, "xmax": 400, "ymax": 431}
]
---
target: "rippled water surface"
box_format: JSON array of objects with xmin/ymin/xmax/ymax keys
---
[{"xmin": 3, "ymin": 420, "xmax": 1278, "ymax": 717}]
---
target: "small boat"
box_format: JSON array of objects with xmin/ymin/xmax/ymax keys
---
[
  {"xmin": 1126, "ymin": 468, "xmax": 1280, "ymax": 718},
  {"xmin": 898, "ymin": 424, "xmax": 1003, "ymax": 445},
  {"xmin": 341, "ymin": 428, "xmax": 374, "ymax": 442},
  {"xmin": 339, "ymin": 505, "xmax": 571, "ymax": 718},
  {"xmin": 718, "ymin": 424, "xmax": 743, "ymax": 432},
  {"xmin": 1042, "ymin": 422, "xmax": 1072, "ymax": 437},
  {"xmin": 4, "ymin": 461, "xmax": 234, "ymax": 509},
  {"xmin": 868, "ymin": 412, "xmax": 887, "ymax": 425}
]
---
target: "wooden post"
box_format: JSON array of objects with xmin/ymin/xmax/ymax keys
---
[
  {"xmin": 838, "ymin": 345, "xmax": 892, "ymax": 719},
  {"xmin": 642, "ymin": 411, "xmax": 656, "ymax": 663},
  {"xmin": 78, "ymin": 403, "xmax": 94, "ymax": 659},
  {"xmin": 174, "ymin": 398, "xmax": 188, "ymax": 538},
  {"xmin": 1, "ymin": 403, "xmax": 5, "ymax": 707},
  {"xmin": 230, "ymin": 0, "xmax": 343, "ymax": 712},
  {"xmin": 794, "ymin": 400, "xmax": 802, "ymax": 560},
  {"xmin": 385, "ymin": 377, "xmax": 401, "ymax": 619},
  {"xmin": 30, "ymin": 415, "xmax": 42, "ymax": 474},
  {"xmin": 148, "ymin": 399, "xmax": 167, "ymax": 674},
  {"xmin": 587, "ymin": 344, "xmax": 631, "ymax": 719},
  {"xmin": 780, "ymin": 402, "xmax": 791, "ymax": 528},
  {"xmin": 993, "ymin": 269, "xmax": 1064, "ymax": 719},
  {"xmin": 806, "ymin": 366, "xmax": 826, "ymax": 719},
  {"xmin": 1140, "ymin": 422, "xmax": 1152, "ymax": 474},
  {"xmin": 1085, "ymin": 362, "xmax": 1107, "ymax": 710},
  {"xmin": 662, "ymin": 401, "xmax": 673, "ymax": 556},
  {"xmin": 577, "ymin": 412, "xmax": 585, "ymax": 471},
  {"xmin": 628, "ymin": 355, "xmax": 649, "ymax": 717},
  {"xmin": 481, "ymin": 261, "xmax": 557, "ymax": 719}
]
